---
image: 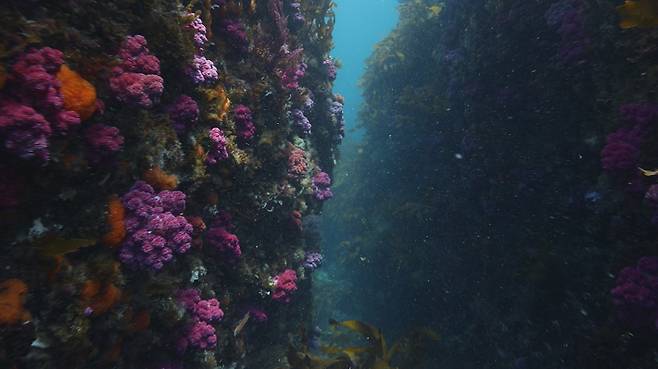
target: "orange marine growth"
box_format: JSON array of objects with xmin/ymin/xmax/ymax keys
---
[
  {"xmin": 81, "ymin": 280, "xmax": 122, "ymax": 316},
  {"xmin": 56, "ymin": 64, "xmax": 97, "ymax": 120},
  {"xmin": 143, "ymin": 166, "xmax": 179, "ymax": 190},
  {"xmin": 0, "ymin": 279, "xmax": 30, "ymax": 325},
  {"xmin": 103, "ymin": 195, "xmax": 126, "ymax": 248}
]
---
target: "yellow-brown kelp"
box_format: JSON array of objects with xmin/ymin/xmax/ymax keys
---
[{"xmin": 617, "ymin": 0, "xmax": 658, "ymax": 29}]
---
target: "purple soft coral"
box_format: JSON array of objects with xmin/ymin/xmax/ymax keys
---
[
  {"xmin": 303, "ymin": 252, "xmax": 323, "ymax": 271},
  {"xmin": 85, "ymin": 123, "xmax": 124, "ymax": 163},
  {"xmin": 187, "ymin": 55, "xmax": 218, "ymax": 85},
  {"xmin": 233, "ymin": 104, "xmax": 256, "ymax": 140},
  {"xmin": 290, "ymin": 108, "xmax": 311, "ymax": 135},
  {"xmin": 168, "ymin": 95, "xmax": 199, "ymax": 134},
  {"xmin": 312, "ymin": 171, "xmax": 333, "ymax": 201},
  {"xmin": 0, "ymin": 47, "xmax": 84, "ymax": 161},
  {"xmin": 119, "ymin": 181, "xmax": 193, "ymax": 270},
  {"xmin": 206, "ymin": 214, "xmax": 241, "ymax": 258},
  {"xmin": 206, "ymin": 127, "xmax": 229, "ymax": 164},
  {"xmin": 220, "ymin": 19, "xmax": 249, "ymax": 52},
  {"xmin": 611, "ymin": 257, "xmax": 658, "ymax": 330},
  {"xmin": 110, "ymin": 35, "xmax": 164, "ymax": 108}
]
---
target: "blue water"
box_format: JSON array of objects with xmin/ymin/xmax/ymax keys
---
[
  {"xmin": 313, "ymin": 0, "xmax": 398, "ymax": 330},
  {"xmin": 332, "ymin": 0, "xmax": 398, "ymax": 139}
]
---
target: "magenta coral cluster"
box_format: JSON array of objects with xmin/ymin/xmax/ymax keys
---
[
  {"xmin": 312, "ymin": 171, "xmax": 333, "ymax": 201},
  {"xmin": 119, "ymin": 181, "xmax": 193, "ymax": 270},
  {"xmin": 109, "ymin": 35, "xmax": 164, "ymax": 108},
  {"xmin": 206, "ymin": 127, "xmax": 229, "ymax": 164},
  {"xmin": 85, "ymin": 123, "xmax": 124, "ymax": 163},
  {"xmin": 288, "ymin": 147, "xmax": 307, "ymax": 178},
  {"xmin": 187, "ymin": 56, "xmax": 219, "ymax": 85},
  {"xmin": 186, "ymin": 13, "xmax": 209, "ymax": 49},
  {"xmin": 611, "ymin": 257, "xmax": 658, "ymax": 330},
  {"xmin": 233, "ymin": 104, "xmax": 256, "ymax": 140},
  {"xmin": 600, "ymin": 103, "xmax": 658, "ymax": 174},
  {"xmin": 0, "ymin": 47, "xmax": 82, "ymax": 161},
  {"xmin": 185, "ymin": 14, "xmax": 218, "ymax": 84},
  {"xmin": 168, "ymin": 95, "xmax": 199, "ymax": 134},
  {"xmin": 280, "ymin": 61, "xmax": 306, "ymax": 90},
  {"xmin": 544, "ymin": 0, "xmax": 590, "ymax": 64},
  {"xmin": 206, "ymin": 212, "xmax": 241, "ymax": 258},
  {"xmin": 272, "ymin": 269, "xmax": 298, "ymax": 303},
  {"xmin": 220, "ymin": 19, "xmax": 249, "ymax": 52},
  {"xmin": 177, "ymin": 288, "xmax": 224, "ymax": 352},
  {"xmin": 290, "ymin": 108, "xmax": 311, "ymax": 135}
]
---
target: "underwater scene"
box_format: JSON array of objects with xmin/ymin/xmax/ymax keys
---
[{"xmin": 2, "ymin": 0, "xmax": 658, "ymax": 368}]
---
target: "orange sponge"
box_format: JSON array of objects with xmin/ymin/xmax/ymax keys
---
[
  {"xmin": 0, "ymin": 279, "xmax": 30, "ymax": 325},
  {"xmin": 57, "ymin": 64, "xmax": 97, "ymax": 120},
  {"xmin": 143, "ymin": 166, "xmax": 178, "ymax": 190},
  {"xmin": 102, "ymin": 195, "xmax": 126, "ymax": 248},
  {"xmin": 81, "ymin": 280, "xmax": 122, "ymax": 316}
]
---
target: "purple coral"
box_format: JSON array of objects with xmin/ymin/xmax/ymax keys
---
[
  {"xmin": 85, "ymin": 124, "xmax": 124, "ymax": 162},
  {"xmin": 620, "ymin": 103, "xmax": 658, "ymax": 126},
  {"xmin": 233, "ymin": 104, "xmax": 256, "ymax": 140},
  {"xmin": 0, "ymin": 47, "xmax": 84, "ymax": 161},
  {"xmin": 601, "ymin": 103, "xmax": 658, "ymax": 174},
  {"xmin": 0, "ymin": 101, "xmax": 52, "ymax": 161},
  {"xmin": 110, "ymin": 35, "xmax": 164, "ymax": 108},
  {"xmin": 180, "ymin": 321, "xmax": 217, "ymax": 351},
  {"xmin": 303, "ymin": 252, "xmax": 323, "ymax": 271},
  {"xmin": 186, "ymin": 13, "xmax": 208, "ymax": 50},
  {"xmin": 312, "ymin": 171, "xmax": 333, "ymax": 201},
  {"xmin": 168, "ymin": 95, "xmax": 199, "ymax": 134},
  {"xmin": 206, "ymin": 214, "xmax": 241, "ymax": 258},
  {"xmin": 119, "ymin": 181, "xmax": 193, "ymax": 270},
  {"xmin": 187, "ymin": 55, "xmax": 218, "ymax": 85},
  {"xmin": 290, "ymin": 108, "xmax": 311, "ymax": 135},
  {"xmin": 544, "ymin": 0, "xmax": 590, "ymax": 64},
  {"xmin": 272, "ymin": 269, "xmax": 297, "ymax": 303},
  {"xmin": 328, "ymin": 97, "xmax": 345, "ymax": 141},
  {"xmin": 206, "ymin": 127, "xmax": 229, "ymax": 164},
  {"xmin": 601, "ymin": 125, "xmax": 644, "ymax": 172},
  {"xmin": 280, "ymin": 61, "xmax": 306, "ymax": 90},
  {"xmin": 176, "ymin": 288, "xmax": 224, "ymax": 352},
  {"xmin": 611, "ymin": 257, "xmax": 658, "ymax": 330},
  {"xmin": 220, "ymin": 19, "xmax": 249, "ymax": 52},
  {"xmin": 322, "ymin": 58, "xmax": 337, "ymax": 81}
]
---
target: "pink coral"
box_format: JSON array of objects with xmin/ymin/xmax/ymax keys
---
[
  {"xmin": 272, "ymin": 269, "xmax": 297, "ymax": 303},
  {"xmin": 195, "ymin": 298, "xmax": 224, "ymax": 322},
  {"xmin": 288, "ymin": 148, "xmax": 307, "ymax": 178},
  {"xmin": 206, "ymin": 127, "xmax": 229, "ymax": 164},
  {"xmin": 0, "ymin": 101, "xmax": 52, "ymax": 161},
  {"xmin": 109, "ymin": 35, "xmax": 164, "ymax": 108},
  {"xmin": 181, "ymin": 321, "xmax": 217, "ymax": 350},
  {"xmin": 85, "ymin": 124, "xmax": 124, "ymax": 162},
  {"xmin": 0, "ymin": 47, "xmax": 84, "ymax": 161},
  {"xmin": 233, "ymin": 104, "xmax": 256, "ymax": 140},
  {"xmin": 206, "ymin": 221, "xmax": 241, "ymax": 258}
]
